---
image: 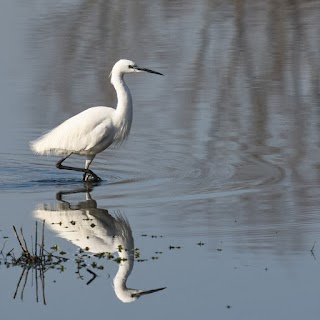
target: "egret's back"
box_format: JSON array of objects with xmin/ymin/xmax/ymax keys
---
[{"xmin": 30, "ymin": 106, "xmax": 116, "ymax": 156}]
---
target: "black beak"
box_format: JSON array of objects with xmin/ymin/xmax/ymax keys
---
[
  {"xmin": 134, "ymin": 66, "xmax": 164, "ymax": 76},
  {"xmin": 139, "ymin": 287, "xmax": 167, "ymax": 296},
  {"xmin": 131, "ymin": 287, "xmax": 167, "ymax": 298}
]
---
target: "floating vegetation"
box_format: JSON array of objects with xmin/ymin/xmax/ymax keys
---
[
  {"xmin": 51, "ymin": 244, "xmax": 58, "ymax": 251},
  {"xmin": 141, "ymin": 234, "xmax": 163, "ymax": 238},
  {"xmin": 107, "ymin": 252, "xmax": 115, "ymax": 260},
  {"xmin": 114, "ymin": 257, "xmax": 128, "ymax": 264},
  {"xmin": 94, "ymin": 252, "xmax": 106, "ymax": 259},
  {"xmin": 9, "ymin": 221, "xmax": 68, "ymax": 305},
  {"xmin": 136, "ymin": 259, "xmax": 148, "ymax": 262},
  {"xmin": 0, "ymin": 216, "xmax": 205, "ymax": 305},
  {"xmin": 169, "ymin": 245, "xmax": 181, "ymax": 250},
  {"xmin": 12, "ymin": 222, "xmax": 68, "ymax": 269}
]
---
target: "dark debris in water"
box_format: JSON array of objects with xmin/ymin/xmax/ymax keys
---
[
  {"xmin": 141, "ymin": 233, "xmax": 163, "ymax": 238},
  {"xmin": 169, "ymin": 245, "xmax": 182, "ymax": 250},
  {"xmin": 1, "ymin": 221, "xmax": 68, "ymax": 305},
  {"xmin": 0, "ymin": 222, "xmax": 208, "ymax": 304}
]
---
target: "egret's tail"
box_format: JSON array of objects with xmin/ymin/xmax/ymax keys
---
[
  {"xmin": 30, "ymin": 134, "xmax": 51, "ymax": 155},
  {"xmin": 30, "ymin": 128, "xmax": 69, "ymax": 156}
]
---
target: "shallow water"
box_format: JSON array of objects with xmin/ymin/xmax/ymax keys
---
[{"xmin": 1, "ymin": 1, "xmax": 320, "ymax": 319}]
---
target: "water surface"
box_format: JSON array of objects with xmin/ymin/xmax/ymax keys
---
[{"xmin": 1, "ymin": 1, "xmax": 320, "ymax": 319}]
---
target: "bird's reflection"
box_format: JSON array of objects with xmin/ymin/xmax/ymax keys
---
[{"xmin": 33, "ymin": 186, "xmax": 166, "ymax": 303}]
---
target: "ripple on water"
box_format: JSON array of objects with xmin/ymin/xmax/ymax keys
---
[
  {"xmin": 0, "ymin": 141, "xmax": 285, "ymax": 205},
  {"xmin": 87, "ymin": 142, "xmax": 287, "ymax": 206}
]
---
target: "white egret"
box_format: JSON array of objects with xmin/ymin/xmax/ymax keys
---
[
  {"xmin": 34, "ymin": 189, "xmax": 166, "ymax": 303},
  {"xmin": 30, "ymin": 59, "xmax": 163, "ymax": 181}
]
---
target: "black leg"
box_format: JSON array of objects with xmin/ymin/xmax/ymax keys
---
[{"xmin": 56, "ymin": 153, "xmax": 102, "ymax": 182}]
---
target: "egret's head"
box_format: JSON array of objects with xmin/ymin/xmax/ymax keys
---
[
  {"xmin": 110, "ymin": 59, "xmax": 163, "ymax": 81},
  {"xmin": 115, "ymin": 287, "xmax": 167, "ymax": 303}
]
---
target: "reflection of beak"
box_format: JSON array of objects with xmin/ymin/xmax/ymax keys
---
[
  {"xmin": 132, "ymin": 287, "xmax": 166, "ymax": 297},
  {"xmin": 133, "ymin": 66, "xmax": 164, "ymax": 76}
]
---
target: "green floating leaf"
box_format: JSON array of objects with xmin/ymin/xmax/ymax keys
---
[
  {"xmin": 114, "ymin": 257, "xmax": 127, "ymax": 264},
  {"xmin": 107, "ymin": 252, "xmax": 114, "ymax": 259}
]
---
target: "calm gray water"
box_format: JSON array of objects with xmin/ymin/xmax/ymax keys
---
[{"xmin": 1, "ymin": 1, "xmax": 320, "ymax": 319}]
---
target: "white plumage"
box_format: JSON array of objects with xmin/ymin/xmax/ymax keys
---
[
  {"xmin": 31, "ymin": 107, "xmax": 115, "ymax": 156},
  {"xmin": 30, "ymin": 59, "xmax": 163, "ymax": 181},
  {"xmin": 34, "ymin": 192, "xmax": 166, "ymax": 303}
]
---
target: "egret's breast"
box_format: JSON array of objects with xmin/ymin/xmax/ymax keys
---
[{"xmin": 113, "ymin": 119, "xmax": 132, "ymax": 145}]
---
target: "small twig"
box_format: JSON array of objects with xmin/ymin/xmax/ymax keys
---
[
  {"xmin": 21, "ymin": 268, "xmax": 29, "ymax": 301},
  {"xmin": 35, "ymin": 221, "xmax": 38, "ymax": 257},
  {"xmin": 13, "ymin": 268, "xmax": 26, "ymax": 300},
  {"xmin": 12, "ymin": 226, "xmax": 26, "ymax": 252},
  {"xmin": 0, "ymin": 240, "xmax": 7, "ymax": 254},
  {"xmin": 0, "ymin": 241, "xmax": 12, "ymax": 263},
  {"xmin": 35, "ymin": 266, "xmax": 39, "ymax": 303},
  {"xmin": 86, "ymin": 268, "xmax": 97, "ymax": 285},
  {"xmin": 20, "ymin": 227, "xmax": 29, "ymax": 253},
  {"xmin": 311, "ymin": 241, "xmax": 316, "ymax": 260},
  {"xmin": 31, "ymin": 235, "xmax": 34, "ymax": 256},
  {"xmin": 41, "ymin": 220, "xmax": 45, "ymax": 260},
  {"xmin": 41, "ymin": 268, "xmax": 46, "ymax": 305}
]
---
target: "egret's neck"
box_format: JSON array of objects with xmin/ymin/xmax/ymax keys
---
[
  {"xmin": 113, "ymin": 249, "xmax": 134, "ymax": 294},
  {"xmin": 111, "ymin": 73, "xmax": 133, "ymax": 124}
]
